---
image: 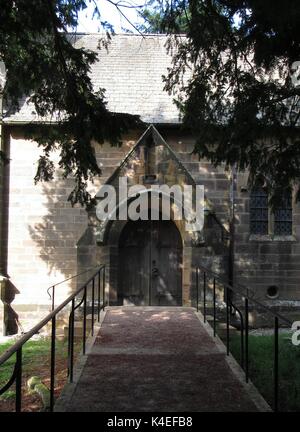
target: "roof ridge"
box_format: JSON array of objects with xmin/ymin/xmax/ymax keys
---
[{"xmin": 67, "ymin": 32, "xmax": 172, "ymax": 37}]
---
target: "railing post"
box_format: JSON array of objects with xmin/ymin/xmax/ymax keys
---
[
  {"xmin": 226, "ymin": 286, "xmax": 230, "ymax": 355},
  {"xmin": 103, "ymin": 266, "xmax": 105, "ymax": 310},
  {"xmin": 245, "ymin": 297, "xmax": 249, "ymax": 382},
  {"xmin": 52, "ymin": 285, "xmax": 55, "ymax": 311},
  {"xmin": 50, "ymin": 315, "xmax": 56, "ymax": 412},
  {"xmin": 196, "ymin": 268, "xmax": 199, "ymax": 312},
  {"xmin": 203, "ymin": 272, "xmax": 207, "ymax": 322},
  {"xmin": 15, "ymin": 347, "xmax": 22, "ymax": 412},
  {"xmin": 98, "ymin": 270, "xmax": 101, "ymax": 322},
  {"xmin": 68, "ymin": 299, "xmax": 75, "ymax": 383},
  {"xmin": 240, "ymin": 312, "xmax": 245, "ymax": 370},
  {"xmin": 213, "ymin": 278, "xmax": 216, "ymax": 337},
  {"xmin": 91, "ymin": 278, "xmax": 95, "ymax": 336},
  {"xmin": 274, "ymin": 316, "xmax": 279, "ymax": 412},
  {"xmin": 83, "ymin": 286, "xmax": 87, "ymax": 355}
]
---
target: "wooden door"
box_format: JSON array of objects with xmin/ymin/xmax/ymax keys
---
[{"xmin": 119, "ymin": 220, "xmax": 182, "ymax": 306}]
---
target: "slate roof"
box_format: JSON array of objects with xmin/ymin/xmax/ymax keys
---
[{"xmin": 4, "ymin": 34, "xmax": 182, "ymax": 125}]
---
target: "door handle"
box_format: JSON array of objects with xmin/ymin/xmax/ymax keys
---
[{"xmin": 152, "ymin": 267, "xmax": 159, "ymax": 278}]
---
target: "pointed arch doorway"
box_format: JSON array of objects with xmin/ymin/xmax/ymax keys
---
[{"xmin": 118, "ymin": 219, "xmax": 182, "ymax": 306}]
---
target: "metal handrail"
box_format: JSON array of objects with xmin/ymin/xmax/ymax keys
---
[
  {"xmin": 46, "ymin": 265, "xmax": 101, "ymax": 310},
  {"xmin": 0, "ymin": 264, "xmax": 106, "ymax": 412},
  {"xmin": 196, "ymin": 263, "xmax": 292, "ymax": 326},
  {"xmin": 196, "ymin": 263, "xmax": 294, "ymax": 412}
]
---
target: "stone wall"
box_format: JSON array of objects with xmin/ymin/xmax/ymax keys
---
[
  {"xmin": 234, "ymin": 174, "xmax": 300, "ymax": 306},
  {"xmin": 2, "ymin": 124, "xmax": 300, "ymax": 332},
  {"xmin": 4, "ymin": 128, "xmax": 87, "ymax": 330},
  {"xmin": 1, "ymin": 128, "xmax": 141, "ymax": 331}
]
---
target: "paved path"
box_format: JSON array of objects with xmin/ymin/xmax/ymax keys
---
[{"xmin": 56, "ymin": 307, "xmax": 269, "ymax": 412}]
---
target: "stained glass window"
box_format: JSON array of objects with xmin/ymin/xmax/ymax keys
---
[
  {"xmin": 250, "ymin": 189, "xmax": 268, "ymax": 234},
  {"xmin": 274, "ymin": 194, "xmax": 293, "ymax": 235}
]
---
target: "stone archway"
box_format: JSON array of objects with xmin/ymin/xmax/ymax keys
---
[
  {"xmin": 84, "ymin": 125, "xmax": 229, "ymax": 306},
  {"xmin": 118, "ymin": 219, "xmax": 183, "ymax": 306},
  {"xmin": 97, "ymin": 192, "xmax": 199, "ymax": 307}
]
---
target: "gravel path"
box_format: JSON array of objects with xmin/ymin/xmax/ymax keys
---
[{"xmin": 58, "ymin": 307, "xmax": 264, "ymax": 412}]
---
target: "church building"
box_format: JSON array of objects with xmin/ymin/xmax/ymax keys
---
[{"xmin": 1, "ymin": 34, "xmax": 299, "ymax": 334}]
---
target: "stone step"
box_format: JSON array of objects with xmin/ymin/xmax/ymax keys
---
[
  {"xmin": 216, "ymin": 323, "xmax": 239, "ymax": 338},
  {"xmin": 202, "ymin": 315, "xmax": 239, "ymax": 335},
  {"xmin": 98, "ymin": 158, "xmax": 123, "ymax": 167},
  {"xmin": 100, "ymin": 166, "xmax": 118, "ymax": 176},
  {"xmin": 95, "ymin": 151, "xmax": 128, "ymax": 159},
  {"xmin": 63, "ymin": 315, "xmax": 99, "ymax": 338}
]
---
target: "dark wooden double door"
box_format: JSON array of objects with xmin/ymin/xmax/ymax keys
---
[{"xmin": 119, "ymin": 220, "xmax": 182, "ymax": 306}]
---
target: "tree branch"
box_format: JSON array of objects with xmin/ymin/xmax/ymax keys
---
[{"xmin": 104, "ymin": 0, "xmax": 145, "ymax": 35}]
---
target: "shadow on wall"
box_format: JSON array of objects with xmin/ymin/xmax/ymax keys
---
[{"xmin": 28, "ymin": 179, "xmax": 89, "ymax": 295}]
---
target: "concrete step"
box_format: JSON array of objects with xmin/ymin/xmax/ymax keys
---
[
  {"xmin": 216, "ymin": 323, "xmax": 238, "ymax": 338},
  {"xmin": 203, "ymin": 315, "xmax": 238, "ymax": 336},
  {"xmin": 205, "ymin": 314, "xmax": 215, "ymax": 322},
  {"xmin": 63, "ymin": 315, "xmax": 99, "ymax": 338},
  {"xmin": 198, "ymin": 314, "xmax": 239, "ymax": 337}
]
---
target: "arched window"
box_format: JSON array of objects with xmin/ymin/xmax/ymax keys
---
[{"xmin": 250, "ymin": 189, "xmax": 293, "ymax": 236}]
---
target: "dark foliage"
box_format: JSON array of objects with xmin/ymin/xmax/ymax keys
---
[
  {"xmin": 160, "ymin": 0, "xmax": 300, "ymax": 205},
  {"xmin": 0, "ymin": 0, "xmax": 140, "ymax": 206},
  {"xmin": 138, "ymin": 0, "xmax": 188, "ymax": 33}
]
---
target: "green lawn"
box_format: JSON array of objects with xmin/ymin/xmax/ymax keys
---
[
  {"xmin": 0, "ymin": 337, "xmax": 80, "ymax": 407},
  {"xmin": 229, "ymin": 333, "xmax": 300, "ymax": 412}
]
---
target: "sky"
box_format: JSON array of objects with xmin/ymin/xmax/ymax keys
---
[{"xmin": 76, "ymin": 0, "xmax": 145, "ymax": 33}]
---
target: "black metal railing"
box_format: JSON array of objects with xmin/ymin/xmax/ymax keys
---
[
  {"xmin": 196, "ymin": 264, "xmax": 292, "ymax": 412},
  {"xmin": 46, "ymin": 265, "xmax": 101, "ymax": 311},
  {"xmin": 0, "ymin": 265, "xmax": 106, "ymax": 412}
]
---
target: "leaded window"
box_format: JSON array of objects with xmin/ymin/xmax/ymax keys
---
[
  {"xmin": 250, "ymin": 189, "xmax": 293, "ymax": 236},
  {"xmin": 274, "ymin": 194, "xmax": 293, "ymax": 235},
  {"xmin": 250, "ymin": 189, "xmax": 268, "ymax": 234}
]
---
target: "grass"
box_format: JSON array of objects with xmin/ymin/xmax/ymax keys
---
[
  {"xmin": 229, "ymin": 332, "xmax": 300, "ymax": 412},
  {"xmin": 0, "ymin": 336, "xmax": 81, "ymax": 410},
  {"xmin": 0, "ymin": 338, "xmax": 62, "ymax": 390}
]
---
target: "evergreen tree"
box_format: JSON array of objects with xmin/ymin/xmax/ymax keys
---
[
  {"xmin": 138, "ymin": 0, "xmax": 188, "ymax": 33},
  {"xmin": 0, "ymin": 0, "xmax": 140, "ymax": 206},
  {"xmin": 161, "ymin": 0, "xmax": 300, "ymax": 204}
]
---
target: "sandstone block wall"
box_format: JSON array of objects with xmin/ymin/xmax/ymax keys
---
[
  {"xmin": 234, "ymin": 176, "xmax": 300, "ymax": 305},
  {"xmin": 2, "ymin": 124, "xmax": 300, "ymax": 332}
]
